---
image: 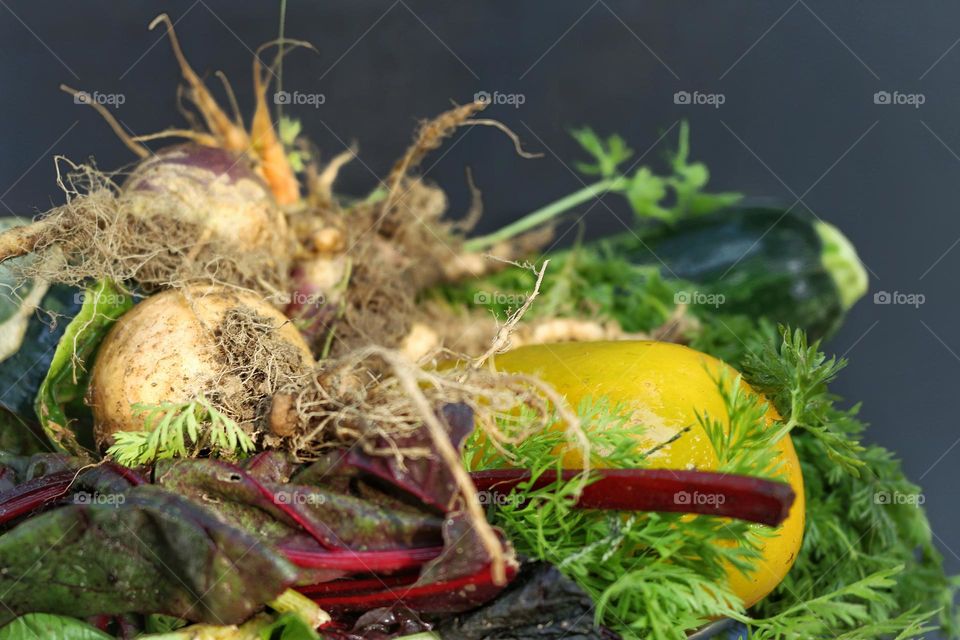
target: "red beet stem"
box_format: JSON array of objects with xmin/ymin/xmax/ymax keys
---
[
  {"xmin": 106, "ymin": 463, "xmax": 147, "ymax": 486},
  {"xmin": 0, "ymin": 470, "xmax": 76, "ymax": 524},
  {"xmin": 470, "ymin": 468, "xmax": 795, "ymax": 527},
  {"xmin": 305, "ymin": 562, "xmax": 515, "ymax": 613},
  {"xmin": 296, "ymin": 572, "xmax": 420, "ymax": 597},
  {"xmin": 282, "ymin": 545, "xmax": 442, "ymax": 573}
]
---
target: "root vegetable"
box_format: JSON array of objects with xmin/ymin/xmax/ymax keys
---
[
  {"xmin": 121, "ymin": 143, "xmax": 287, "ymax": 253},
  {"xmin": 89, "ymin": 285, "xmax": 313, "ymax": 449}
]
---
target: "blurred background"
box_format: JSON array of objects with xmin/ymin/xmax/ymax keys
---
[{"xmin": 1, "ymin": 0, "xmax": 957, "ymax": 624}]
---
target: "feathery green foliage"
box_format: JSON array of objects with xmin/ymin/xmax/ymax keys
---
[
  {"xmin": 107, "ymin": 397, "xmax": 253, "ymax": 466},
  {"xmin": 465, "ymin": 326, "xmax": 957, "ymax": 639},
  {"xmin": 465, "ymin": 389, "xmax": 774, "ymax": 640},
  {"xmin": 741, "ymin": 328, "xmax": 958, "ymax": 638}
]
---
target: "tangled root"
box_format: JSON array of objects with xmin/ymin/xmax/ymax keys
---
[
  {"xmin": 276, "ymin": 344, "xmax": 588, "ymax": 586},
  {"xmin": 212, "ymin": 306, "xmax": 313, "ymax": 439},
  {"xmin": 8, "ymin": 162, "xmax": 292, "ymax": 299},
  {"xmin": 406, "ymin": 298, "xmax": 700, "ymax": 359},
  {"xmin": 294, "ymin": 101, "xmax": 544, "ymax": 357}
]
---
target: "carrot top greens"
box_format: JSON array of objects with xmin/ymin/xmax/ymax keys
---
[{"xmin": 464, "ymin": 328, "xmax": 955, "ymax": 640}]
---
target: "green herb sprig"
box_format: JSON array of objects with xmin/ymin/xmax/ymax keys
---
[
  {"xmin": 463, "ymin": 122, "xmax": 739, "ymax": 252},
  {"xmin": 466, "ymin": 394, "xmax": 768, "ymax": 640},
  {"xmin": 466, "ymin": 327, "xmax": 957, "ymax": 639},
  {"xmin": 107, "ymin": 396, "xmax": 253, "ymax": 467}
]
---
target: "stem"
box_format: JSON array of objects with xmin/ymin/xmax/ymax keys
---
[
  {"xmin": 268, "ymin": 588, "xmax": 328, "ymax": 628},
  {"xmin": 276, "ymin": 0, "xmax": 287, "ymax": 122},
  {"xmin": 463, "ymin": 177, "xmax": 624, "ymax": 253},
  {"xmin": 0, "ymin": 218, "xmax": 57, "ymax": 265},
  {"xmin": 470, "ymin": 468, "xmax": 796, "ymax": 527},
  {"xmin": 302, "ymin": 562, "xmax": 514, "ymax": 612},
  {"xmin": 281, "ymin": 545, "xmax": 443, "ymax": 572},
  {"xmin": 0, "ymin": 470, "xmax": 75, "ymax": 524}
]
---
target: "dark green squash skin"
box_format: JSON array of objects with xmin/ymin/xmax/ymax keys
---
[{"xmin": 621, "ymin": 207, "xmax": 845, "ymax": 340}]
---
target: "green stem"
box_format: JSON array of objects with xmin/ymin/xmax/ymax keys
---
[
  {"xmin": 268, "ymin": 588, "xmax": 329, "ymax": 628},
  {"xmin": 276, "ymin": 0, "xmax": 288, "ymax": 122},
  {"xmin": 463, "ymin": 177, "xmax": 624, "ymax": 253}
]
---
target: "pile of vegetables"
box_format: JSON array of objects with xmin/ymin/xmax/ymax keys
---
[{"xmin": 0, "ymin": 8, "xmax": 955, "ymax": 640}]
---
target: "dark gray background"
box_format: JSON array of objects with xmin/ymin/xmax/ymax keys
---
[{"xmin": 1, "ymin": 0, "xmax": 957, "ymax": 623}]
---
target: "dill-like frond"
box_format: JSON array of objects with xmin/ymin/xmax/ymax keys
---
[{"xmin": 107, "ymin": 396, "xmax": 254, "ymax": 466}]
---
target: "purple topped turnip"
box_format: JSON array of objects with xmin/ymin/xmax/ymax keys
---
[{"xmin": 120, "ymin": 143, "xmax": 288, "ymax": 254}]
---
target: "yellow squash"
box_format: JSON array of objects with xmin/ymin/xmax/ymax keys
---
[{"xmin": 490, "ymin": 340, "xmax": 805, "ymax": 608}]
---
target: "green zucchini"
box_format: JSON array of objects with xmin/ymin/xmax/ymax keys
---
[
  {"xmin": 619, "ymin": 207, "xmax": 867, "ymax": 339},
  {"xmin": 442, "ymin": 206, "xmax": 866, "ymax": 342}
]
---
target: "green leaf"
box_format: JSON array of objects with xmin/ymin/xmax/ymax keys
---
[
  {"xmin": 0, "ymin": 218, "xmax": 48, "ymax": 363},
  {"xmin": 571, "ymin": 127, "xmax": 633, "ymax": 178},
  {"xmin": 278, "ymin": 115, "xmax": 302, "ymax": 147},
  {"xmin": 258, "ymin": 613, "xmax": 321, "ymax": 640},
  {"xmin": 0, "ymin": 614, "xmax": 113, "ymax": 640},
  {"xmin": 279, "ymin": 116, "xmax": 309, "ymax": 173},
  {"xmin": 745, "ymin": 566, "xmax": 936, "ymax": 640},
  {"xmin": 0, "ymin": 485, "xmax": 297, "ymax": 626},
  {"xmin": 145, "ymin": 614, "xmax": 188, "ymax": 634},
  {"xmin": 0, "ymin": 409, "xmax": 48, "ymax": 456},
  {"xmin": 466, "ymin": 398, "xmax": 759, "ymax": 640},
  {"xmin": 108, "ymin": 397, "xmax": 254, "ymax": 467},
  {"xmin": 34, "ymin": 279, "xmax": 133, "ymax": 456},
  {"xmin": 742, "ymin": 327, "xmax": 865, "ymax": 475},
  {"xmin": 624, "ymin": 167, "xmax": 670, "ymax": 221},
  {"xmin": 0, "ymin": 284, "xmax": 81, "ymax": 419}
]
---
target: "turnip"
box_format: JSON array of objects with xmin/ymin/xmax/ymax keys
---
[
  {"xmin": 89, "ymin": 285, "xmax": 314, "ymax": 450},
  {"xmin": 0, "ymin": 15, "xmax": 304, "ymax": 296},
  {"xmin": 120, "ymin": 143, "xmax": 288, "ymax": 254}
]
